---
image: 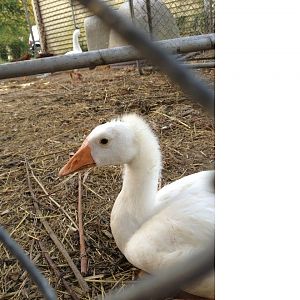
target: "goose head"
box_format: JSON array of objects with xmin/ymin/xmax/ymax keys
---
[{"xmin": 59, "ymin": 120, "xmax": 138, "ymax": 177}]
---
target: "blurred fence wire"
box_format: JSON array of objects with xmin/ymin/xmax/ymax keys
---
[
  {"xmin": 0, "ymin": 0, "xmax": 215, "ymax": 299},
  {"xmin": 105, "ymin": 240, "xmax": 215, "ymax": 300},
  {"xmin": 0, "ymin": 226, "xmax": 57, "ymax": 300}
]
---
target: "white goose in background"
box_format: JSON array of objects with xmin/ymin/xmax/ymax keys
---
[
  {"xmin": 65, "ymin": 28, "xmax": 82, "ymax": 55},
  {"xmin": 65, "ymin": 28, "xmax": 83, "ymax": 80},
  {"xmin": 59, "ymin": 114, "xmax": 215, "ymax": 299}
]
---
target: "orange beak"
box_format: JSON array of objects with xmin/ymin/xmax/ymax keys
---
[{"xmin": 59, "ymin": 140, "xmax": 96, "ymax": 177}]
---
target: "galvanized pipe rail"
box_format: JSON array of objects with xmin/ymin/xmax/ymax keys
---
[
  {"xmin": 0, "ymin": 34, "xmax": 214, "ymax": 80},
  {"xmin": 186, "ymin": 62, "xmax": 215, "ymax": 68}
]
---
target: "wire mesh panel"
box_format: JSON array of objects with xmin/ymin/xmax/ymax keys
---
[
  {"xmin": 127, "ymin": 0, "xmax": 215, "ymax": 42},
  {"xmin": 166, "ymin": 0, "xmax": 215, "ymax": 35},
  {"xmin": 128, "ymin": 0, "xmax": 180, "ymax": 40}
]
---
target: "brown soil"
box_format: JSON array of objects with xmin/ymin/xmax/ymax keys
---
[{"xmin": 0, "ymin": 65, "xmax": 214, "ymax": 299}]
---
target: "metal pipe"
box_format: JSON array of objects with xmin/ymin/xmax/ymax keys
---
[
  {"xmin": 145, "ymin": 0, "xmax": 153, "ymax": 39},
  {"xmin": 128, "ymin": 0, "xmax": 135, "ymax": 21},
  {"xmin": 186, "ymin": 62, "xmax": 215, "ymax": 68},
  {"xmin": 0, "ymin": 34, "xmax": 214, "ymax": 80},
  {"xmin": 77, "ymin": 0, "xmax": 214, "ymax": 114},
  {"xmin": 128, "ymin": 0, "xmax": 142, "ymax": 74},
  {"xmin": 0, "ymin": 226, "xmax": 57, "ymax": 300},
  {"xmin": 69, "ymin": 0, "xmax": 78, "ymax": 29}
]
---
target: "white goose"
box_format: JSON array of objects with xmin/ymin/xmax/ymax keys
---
[
  {"xmin": 65, "ymin": 28, "xmax": 83, "ymax": 80},
  {"xmin": 65, "ymin": 28, "xmax": 82, "ymax": 55},
  {"xmin": 59, "ymin": 114, "xmax": 215, "ymax": 299}
]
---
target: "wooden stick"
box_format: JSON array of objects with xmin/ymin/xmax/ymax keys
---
[
  {"xmin": 38, "ymin": 241, "xmax": 80, "ymax": 300},
  {"xmin": 24, "ymin": 160, "xmax": 90, "ymax": 294},
  {"xmin": 29, "ymin": 165, "xmax": 79, "ymax": 230},
  {"xmin": 78, "ymin": 172, "xmax": 88, "ymax": 275},
  {"xmin": 1, "ymin": 149, "xmax": 68, "ymax": 169},
  {"xmin": 154, "ymin": 111, "xmax": 191, "ymax": 129}
]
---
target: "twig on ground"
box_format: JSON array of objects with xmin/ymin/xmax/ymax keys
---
[
  {"xmin": 25, "ymin": 159, "xmax": 90, "ymax": 294},
  {"xmin": 28, "ymin": 164, "xmax": 78, "ymax": 230},
  {"xmin": 154, "ymin": 111, "xmax": 190, "ymax": 129},
  {"xmin": 39, "ymin": 241, "xmax": 80, "ymax": 300},
  {"xmin": 28, "ymin": 149, "xmax": 69, "ymax": 161},
  {"xmin": 78, "ymin": 172, "xmax": 88, "ymax": 275},
  {"xmin": 0, "ymin": 150, "xmax": 68, "ymax": 169}
]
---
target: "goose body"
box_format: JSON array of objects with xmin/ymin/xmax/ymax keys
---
[
  {"xmin": 59, "ymin": 114, "xmax": 215, "ymax": 298},
  {"xmin": 65, "ymin": 28, "xmax": 82, "ymax": 55}
]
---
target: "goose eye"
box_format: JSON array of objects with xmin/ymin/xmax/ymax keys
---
[{"xmin": 100, "ymin": 138, "xmax": 108, "ymax": 145}]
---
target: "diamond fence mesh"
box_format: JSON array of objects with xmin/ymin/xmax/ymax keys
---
[
  {"xmin": 122, "ymin": 0, "xmax": 215, "ymax": 74},
  {"xmin": 128, "ymin": 0, "xmax": 214, "ymax": 41}
]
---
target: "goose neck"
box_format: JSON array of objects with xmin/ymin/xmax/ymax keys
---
[
  {"xmin": 122, "ymin": 152, "xmax": 160, "ymax": 213},
  {"xmin": 73, "ymin": 33, "xmax": 81, "ymax": 52}
]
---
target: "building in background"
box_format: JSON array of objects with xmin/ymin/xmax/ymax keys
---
[{"xmin": 31, "ymin": 0, "xmax": 214, "ymax": 55}]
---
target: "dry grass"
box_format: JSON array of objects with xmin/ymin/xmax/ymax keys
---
[{"xmin": 0, "ymin": 62, "xmax": 214, "ymax": 299}]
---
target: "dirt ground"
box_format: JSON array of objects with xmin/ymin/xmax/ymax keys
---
[{"xmin": 0, "ymin": 64, "xmax": 214, "ymax": 299}]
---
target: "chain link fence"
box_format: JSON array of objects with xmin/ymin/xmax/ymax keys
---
[
  {"xmin": 127, "ymin": 0, "xmax": 214, "ymax": 41},
  {"xmin": 108, "ymin": 0, "xmax": 215, "ymax": 73}
]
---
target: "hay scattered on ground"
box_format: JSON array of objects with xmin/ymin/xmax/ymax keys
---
[{"xmin": 0, "ymin": 63, "xmax": 214, "ymax": 299}]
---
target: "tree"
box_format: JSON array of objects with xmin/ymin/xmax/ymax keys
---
[{"xmin": 0, "ymin": 0, "xmax": 34, "ymax": 61}]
